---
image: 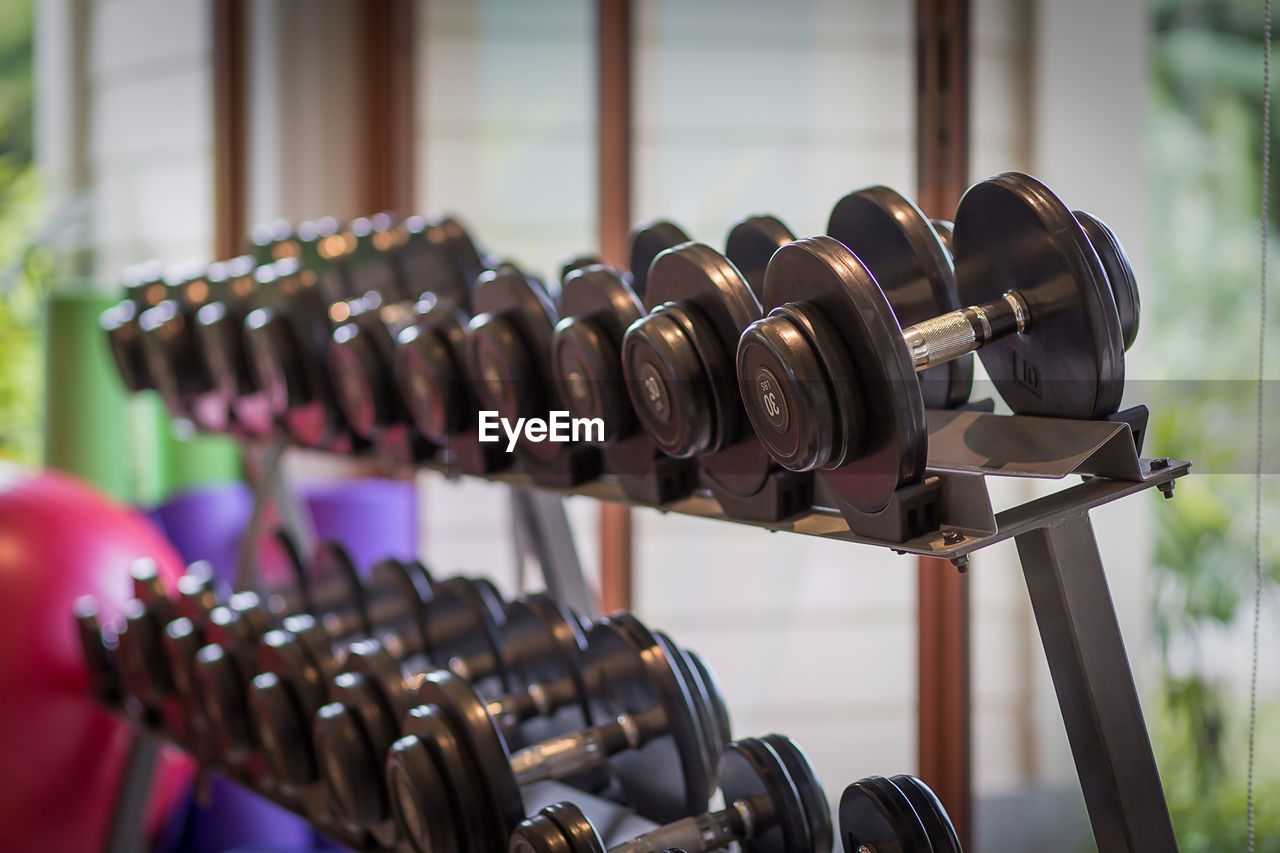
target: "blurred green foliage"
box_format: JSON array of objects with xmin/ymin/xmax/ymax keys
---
[
  {"xmin": 1148, "ymin": 0, "xmax": 1279, "ymax": 846},
  {"xmin": 0, "ymin": 0, "xmax": 45, "ymax": 464}
]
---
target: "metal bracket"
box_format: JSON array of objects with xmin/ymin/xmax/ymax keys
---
[{"xmin": 510, "ymin": 488, "xmax": 596, "ymax": 619}]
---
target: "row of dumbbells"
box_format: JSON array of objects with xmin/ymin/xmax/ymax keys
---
[
  {"xmin": 102, "ymin": 173, "xmax": 1142, "ymax": 540},
  {"xmin": 75, "ymin": 539, "xmax": 961, "ymax": 852}
]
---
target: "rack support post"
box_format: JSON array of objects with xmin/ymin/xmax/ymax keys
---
[{"xmin": 1015, "ymin": 513, "xmax": 1177, "ymax": 852}]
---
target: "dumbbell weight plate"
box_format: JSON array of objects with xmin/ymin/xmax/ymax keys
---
[
  {"xmin": 890, "ymin": 775, "xmax": 962, "ymax": 853},
  {"xmin": 717, "ymin": 738, "xmax": 811, "ymax": 853},
  {"xmin": 554, "ymin": 267, "xmax": 645, "ymax": 443},
  {"xmin": 763, "ymin": 735, "xmax": 833, "ymax": 853},
  {"xmin": 840, "ymin": 776, "xmax": 934, "ymax": 853},
  {"xmin": 414, "ymin": 670, "xmax": 528, "ymax": 850},
  {"xmin": 426, "ymin": 576, "xmax": 517, "ymax": 695},
  {"xmin": 753, "ymin": 236, "xmax": 927, "ymax": 512},
  {"xmin": 391, "ymin": 703, "xmax": 489, "ymax": 853},
  {"xmin": 954, "ymin": 173, "xmax": 1125, "ymax": 419},
  {"xmin": 629, "ymin": 221, "xmax": 693, "ymax": 299},
  {"xmin": 727, "ymin": 215, "xmax": 796, "ymax": 299},
  {"xmin": 828, "ymin": 187, "xmax": 972, "ymax": 410},
  {"xmin": 1074, "ymin": 210, "xmax": 1140, "ymax": 351},
  {"xmin": 500, "ymin": 595, "xmax": 593, "ymax": 735},
  {"xmin": 597, "ymin": 614, "xmax": 713, "ymax": 822}
]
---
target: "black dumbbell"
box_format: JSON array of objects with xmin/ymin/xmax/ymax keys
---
[
  {"xmin": 839, "ymin": 774, "xmax": 961, "ymax": 853},
  {"xmin": 509, "ymin": 734, "xmax": 833, "ymax": 853},
  {"xmin": 395, "ymin": 290, "xmax": 510, "ymax": 475},
  {"xmin": 827, "ymin": 188, "xmax": 973, "ymax": 411},
  {"xmin": 619, "ymin": 217, "xmax": 813, "ymax": 521},
  {"xmin": 309, "ymin": 593, "xmax": 589, "ymax": 845},
  {"xmin": 246, "ymin": 560, "xmax": 515, "ymax": 804},
  {"xmin": 386, "ymin": 614, "xmax": 719, "ymax": 853},
  {"xmin": 189, "ymin": 541, "xmax": 372, "ymax": 774},
  {"xmin": 194, "ymin": 220, "xmax": 341, "ymax": 438},
  {"xmin": 135, "ymin": 261, "xmax": 234, "ymax": 431},
  {"xmin": 550, "ymin": 222, "xmax": 702, "ymax": 504},
  {"xmin": 464, "ymin": 264, "xmax": 602, "ymax": 487},
  {"xmin": 242, "ymin": 216, "xmax": 407, "ymax": 449},
  {"xmin": 326, "ymin": 217, "xmax": 489, "ymax": 464},
  {"xmin": 736, "ymin": 175, "xmax": 1140, "ymax": 538},
  {"xmin": 100, "ymin": 261, "xmax": 170, "ymax": 394}
]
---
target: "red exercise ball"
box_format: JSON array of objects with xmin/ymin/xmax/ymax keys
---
[{"xmin": 0, "ymin": 462, "xmax": 194, "ymax": 852}]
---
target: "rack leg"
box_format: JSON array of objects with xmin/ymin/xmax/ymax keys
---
[
  {"xmin": 103, "ymin": 729, "xmax": 159, "ymax": 853},
  {"xmin": 1014, "ymin": 514, "xmax": 1177, "ymax": 852},
  {"xmin": 510, "ymin": 489, "xmax": 596, "ymax": 620}
]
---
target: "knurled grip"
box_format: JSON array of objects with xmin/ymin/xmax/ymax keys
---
[
  {"xmin": 903, "ymin": 310, "xmax": 979, "ymax": 370},
  {"xmin": 608, "ymin": 803, "xmax": 751, "ymax": 853}
]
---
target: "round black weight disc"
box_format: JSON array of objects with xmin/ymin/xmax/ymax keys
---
[
  {"xmin": 890, "ymin": 775, "xmax": 962, "ymax": 853},
  {"xmin": 718, "ymin": 738, "xmax": 809, "ymax": 853},
  {"xmin": 726, "ymin": 215, "xmax": 796, "ymax": 300},
  {"xmin": 1073, "ymin": 210, "xmax": 1140, "ymax": 351},
  {"xmin": 426, "ymin": 577, "xmax": 515, "ymax": 693},
  {"xmin": 953, "ymin": 172, "xmax": 1125, "ymax": 419},
  {"xmin": 654, "ymin": 632, "xmax": 716, "ymax": 780},
  {"xmin": 587, "ymin": 615, "xmax": 711, "ymax": 822},
  {"xmin": 686, "ymin": 650, "xmax": 731, "ymax": 756},
  {"xmin": 629, "ymin": 220, "xmax": 692, "ymax": 299},
  {"xmin": 391, "ymin": 704, "xmax": 484, "ymax": 853},
  {"xmin": 327, "ymin": 322, "xmax": 389, "ymax": 438},
  {"xmin": 502, "ymin": 594, "xmax": 592, "ymax": 727},
  {"xmin": 828, "ymin": 186, "xmax": 972, "ymax": 409},
  {"xmin": 761, "ymin": 237, "xmax": 927, "ymax": 512},
  {"xmin": 415, "ymin": 671, "xmax": 524, "ymax": 850},
  {"xmin": 761, "ymin": 735, "xmax": 833, "ymax": 853},
  {"xmin": 307, "ymin": 542, "xmax": 368, "ymax": 639},
  {"xmin": 839, "ymin": 776, "xmax": 933, "ymax": 853},
  {"xmin": 554, "ymin": 267, "xmax": 645, "ymax": 440}
]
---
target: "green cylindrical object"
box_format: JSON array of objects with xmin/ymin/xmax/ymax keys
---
[
  {"xmin": 45, "ymin": 293, "xmax": 242, "ymax": 505},
  {"xmin": 44, "ymin": 294, "xmax": 133, "ymax": 499}
]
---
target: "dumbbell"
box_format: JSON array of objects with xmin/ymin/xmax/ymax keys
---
[
  {"xmin": 100, "ymin": 261, "xmax": 171, "ymax": 394},
  {"xmin": 550, "ymin": 222, "xmax": 703, "ymax": 504},
  {"xmin": 736, "ymin": 175, "xmax": 1139, "ymax": 538},
  {"xmin": 386, "ymin": 614, "xmax": 721, "ymax": 853},
  {"xmin": 194, "ymin": 220, "xmax": 342, "ymax": 438},
  {"xmin": 464, "ymin": 264, "xmax": 603, "ymax": 487},
  {"xmin": 242, "ymin": 215, "xmax": 408, "ymax": 449},
  {"xmin": 839, "ymin": 774, "xmax": 961, "ymax": 853},
  {"xmin": 394, "ymin": 290, "xmax": 511, "ymax": 475},
  {"xmin": 509, "ymin": 735, "xmax": 832, "ymax": 853},
  {"xmin": 187, "ymin": 541, "xmax": 374, "ymax": 774},
  {"xmin": 326, "ymin": 216, "xmax": 489, "ymax": 464},
  {"xmin": 619, "ymin": 216, "xmax": 813, "ymax": 521},
  {"xmin": 309, "ymin": 593, "xmax": 591, "ymax": 845},
  {"xmin": 133, "ymin": 261, "xmax": 240, "ymax": 431},
  {"xmin": 247, "ymin": 560, "xmax": 517, "ymax": 804}
]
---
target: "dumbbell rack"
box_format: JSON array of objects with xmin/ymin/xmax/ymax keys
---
[{"xmin": 108, "ymin": 406, "xmax": 1188, "ymax": 853}]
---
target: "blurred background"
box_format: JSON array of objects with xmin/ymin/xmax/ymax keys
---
[{"xmin": 0, "ymin": 0, "xmax": 1277, "ymax": 850}]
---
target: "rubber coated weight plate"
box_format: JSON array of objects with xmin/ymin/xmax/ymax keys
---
[
  {"xmin": 718, "ymin": 738, "xmax": 809, "ymax": 853},
  {"xmin": 828, "ymin": 186, "xmax": 972, "ymax": 409},
  {"xmin": 840, "ymin": 776, "xmax": 933, "ymax": 853},
  {"xmin": 953, "ymin": 173, "xmax": 1125, "ymax": 419},
  {"xmin": 586, "ymin": 615, "xmax": 711, "ymax": 822},
  {"xmin": 654, "ymin": 632, "xmax": 716, "ymax": 782},
  {"xmin": 761, "ymin": 237, "xmax": 927, "ymax": 512},
  {"xmin": 762, "ymin": 735, "xmax": 833, "ymax": 853},
  {"xmin": 503, "ymin": 595, "xmax": 592, "ymax": 727},
  {"xmin": 392, "ymin": 704, "xmax": 481, "ymax": 853},
  {"xmin": 726, "ymin": 215, "xmax": 796, "ymax": 300},
  {"xmin": 510, "ymin": 802, "xmax": 604, "ymax": 853},
  {"xmin": 307, "ymin": 542, "xmax": 368, "ymax": 638},
  {"xmin": 629, "ymin": 221, "xmax": 692, "ymax": 299},
  {"xmin": 1073, "ymin": 210, "xmax": 1140, "ymax": 351},
  {"xmin": 554, "ymin": 267, "xmax": 645, "ymax": 440},
  {"xmin": 415, "ymin": 671, "xmax": 524, "ymax": 850},
  {"xmin": 686, "ymin": 649, "xmax": 731, "ymax": 756},
  {"xmin": 890, "ymin": 775, "xmax": 962, "ymax": 853},
  {"xmin": 395, "ymin": 296, "xmax": 472, "ymax": 440}
]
